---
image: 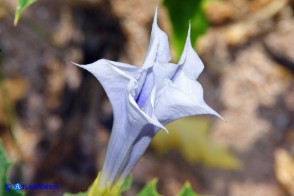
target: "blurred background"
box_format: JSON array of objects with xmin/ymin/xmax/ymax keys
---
[{"xmin": 0, "ymin": 0, "xmax": 294, "ymax": 195}]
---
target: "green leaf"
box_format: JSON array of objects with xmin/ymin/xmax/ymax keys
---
[
  {"xmin": 163, "ymin": 0, "xmax": 209, "ymax": 60},
  {"xmin": 177, "ymin": 182, "xmax": 199, "ymax": 196},
  {"xmin": 120, "ymin": 175, "xmax": 132, "ymax": 193},
  {"xmin": 138, "ymin": 179, "xmax": 160, "ymax": 196},
  {"xmin": 3, "ymin": 189, "xmax": 26, "ymax": 196},
  {"xmin": 0, "ymin": 140, "xmax": 9, "ymax": 183},
  {"xmin": 14, "ymin": 0, "xmax": 37, "ymax": 26},
  {"xmin": 0, "ymin": 139, "xmax": 24, "ymax": 196},
  {"xmin": 0, "ymin": 140, "xmax": 10, "ymax": 196}
]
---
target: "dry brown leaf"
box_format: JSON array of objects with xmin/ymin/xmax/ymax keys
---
[
  {"xmin": 223, "ymin": 0, "xmax": 288, "ymax": 45},
  {"xmin": 275, "ymin": 148, "xmax": 294, "ymax": 195},
  {"xmin": 0, "ymin": 3, "xmax": 7, "ymax": 21},
  {"xmin": 204, "ymin": 1, "xmax": 236, "ymax": 25},
  {"xmin": 0, "ymin": 78, "xmax": 27, "ymax": 124},
  {"xmin": 249, "ymin": 0, "xmax": 272, "ymax": 11}
]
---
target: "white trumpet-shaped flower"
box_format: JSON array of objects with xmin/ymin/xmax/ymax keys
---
[{"xmin": 74, "ymin": 7, "xmax": 221, "ymax": 188}]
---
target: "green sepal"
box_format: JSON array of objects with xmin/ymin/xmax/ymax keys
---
[
  {"xmin": 138, "ymin": 178, "xmax": 161, "ymax": 196},
  {"xmin": 63, "ymin": 173, "xmax": 132, "ymax": 196},
  {"xmin": 120, "ymin": 175, "xmax": 132, "ymax": 193},
  {"xmin": 177, "ymin": 182, "xmax": 200, "ymax": 196}
]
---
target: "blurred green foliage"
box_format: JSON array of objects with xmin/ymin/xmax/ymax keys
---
[
  {"xmin": 67, "ymin": 175, "xmax": 200, "ymax": 196},
  {"xmin": 14, "ymin": 0, "xmax": 37, "ymax": 26},
  {"xmin": 65, "ymin": 175, "xmax": 132, "ymax": 196},
  {"xmin": 0, "ymin": 140, "xmax": 24, "ymax": 196},
  {"xmin": 138, "ymin": 179, "xmax": 160, "ymax": 196},
  {"xmin": 177, "ymin": 182, "xmax": 200, "ymax": 196},
  {"xmin": 64, "ymin": 193, "xmax": 87, "ymax": 196},
  {"xmin": 138, "ymin": 179, "xmax": 201, "ymax": 196},
  {"xmin": 163, "ymin": 0, "xmax": 210, "ymax": 60},
  {"xmin": 152, "ymin": 117, "xmax": 242, "ymax": 170},
  {"xmin": 120, "ymin": 175, "xmax": 132, "ymax": 193}
]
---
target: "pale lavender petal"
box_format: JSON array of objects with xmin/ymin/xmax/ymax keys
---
[
  {"xmin": 150, "ymin": 24, "xmax": 222, "ymax": 123},
  {"xmin": 136, "ymin": 62, "xmax": 179, "ymax": 108},
  {"xmin": 153, "ymin": 62, "xmax": 179, "ymax": 83},
  {"xmin": 116, "ymin": 24, "xmax": 211, "ymax": 178},
  {"xmin": 103, "ymin": 80, "xmax": 166, "ymax": 185},
  {"xmin": 74, "ymin": 7, "xmax": 223, "ymax": 190},
  {"xmin": 155, "ymin": 77, "xmax": 222, "ymax": 125},
  {"xmin": 143, "ymin": 6, "xmax": 171, "ymax": 68},
  {"xmin": 135, "ymin": 6, "xmax": 172, "ymax": 108},
  {"xmin": 118, "ymin": 124, "xmax": 156, "ymax": 182},
  {"xmin": 135, "ymin": 69, "xmax": 153, "ymax": 108},
  {"xmin": 116, "ymin": 84, "xmax": 165, "ymax": 181},
  {"xmin": 74, "ymin": 60, "xmax": 164, "ymax": 187},
  {"xmin": 73, "ymin": 60, "xmax": 139, "ymax": 118},
  {"xmin": 175, "ymin": 23, "xmax": 204, "ymax": 81},
  {"xmin": 136, "ymin": 7, "xmax": 175, "ymax": 108}
]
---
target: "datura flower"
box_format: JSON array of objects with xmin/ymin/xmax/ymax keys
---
[{"xmin": 74, "ymin": 7, "xmax": 221, "ymax": 189}]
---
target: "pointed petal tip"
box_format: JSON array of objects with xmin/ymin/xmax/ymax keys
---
[
  {"xmin": 162, "ymin": 126, "xmax": 169, "ymax": 134},
  {"xmin": 156, "ymin": 122, "xmax": 169, "ymax": 134},
  {"xmin": 158, "ymin": 127, "xmax": 169, "ymax": 134},
  {"xmin": 188, "ymin": 20, "xmax": 191, "ymax": 33},
  {"xmin": 153, "ymin": 6, "xmax": 158, "ymax": 26},
  {"xmin": 216, "ymin": 113, "xmax": 225, "ymax": 121},
  {"xmin": 72, "ymin": 61, "xmax": 91, "ymax": 70},
  {"xmin": 204, "ymin": 104, "xmax": 224, "ymax": 121},
  {"xmin": 187, "ymin": 22, "xmax": 192, "ymax": 43},
  {"xmin": 212, "ymin": 110, "xmax": 225, "ymax": 121},
  {"xmin": 209, "ymin": 108, "xmax": 224, "ymax": 121},
  {"xmin": 72, "ymin": 61, "xmax": 83, "ymax": 68}
]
